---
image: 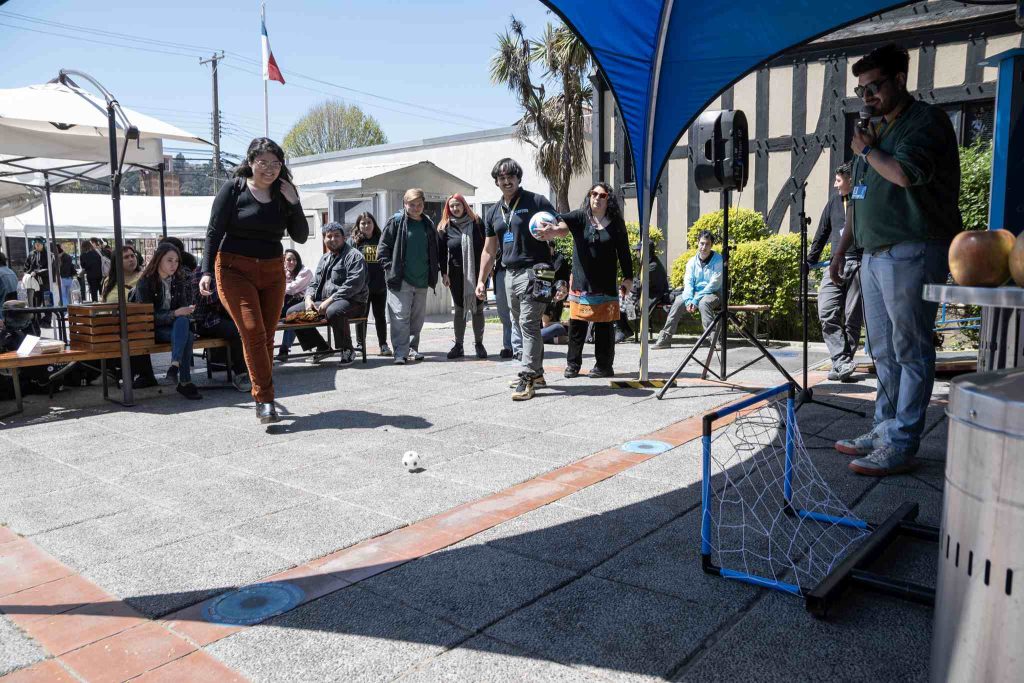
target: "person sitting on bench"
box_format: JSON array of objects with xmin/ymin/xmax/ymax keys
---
[
  {"xmin": 654, "ymin": 230, "xmax": 722, "ymax": 349},
  {"xmin": 285, "ymin": 222, "xmax": 368, "ymax": 364},
  {"xmin": 190, "ymin": 268, "xmax": 252, "ymax": 393}
]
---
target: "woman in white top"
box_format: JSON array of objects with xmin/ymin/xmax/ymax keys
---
[{"xmin": 277, "ymin": 248, "xmax": 312, "ymax": 361}]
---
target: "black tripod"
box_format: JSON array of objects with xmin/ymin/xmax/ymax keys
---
[
  {"xmin": 792, "ymin": 181, "xmax": 863, "ymax": 417},
  {"xmin": 657, "ymin": 190, "xmax": 797, "ymax": 399}
]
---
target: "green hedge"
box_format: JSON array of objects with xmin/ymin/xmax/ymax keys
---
[{"xmin": 686, "ymin": 207, "xmax": 769, "ymax": 249}]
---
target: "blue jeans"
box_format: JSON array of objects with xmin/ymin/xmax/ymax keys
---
[
  {"xmin": 60, "ymin": 277, "xmax": 74, "ymax": 306},
  {"xmin": 493, "ymin": 269, "xmax": 521, "ymax": 353},
  {"xmin": 155, "ymin": 316, "xmax": 194, "ymax": 383},
  {"xmin": 861, "ymin": 241, "xmax": 948, "ymax": 453}
]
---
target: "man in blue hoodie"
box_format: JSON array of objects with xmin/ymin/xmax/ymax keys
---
[{"xmin": 654, "ymin": 230, "xmax": 723, "ymax": 348}]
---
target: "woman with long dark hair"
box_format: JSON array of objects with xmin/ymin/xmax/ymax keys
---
[
  {"xmin": 437, "ymin": 194, "xmax": 487, "ymax": 359},
  {"xmin": 102, "ymin": 244, "xmax": 158, "ymax": 389},
  {"xmin": 276, "ymin": 248, "xmax": 312, "ymax": 361},
  {"xmin": 130, "ymin": 242, "xmax": 199, "ymax": 399},
  {"xmin": 199, "ymin": 138, "xmax": 307, "ymax": 423},
  {"xmin": 535, "ymin": 182, "xmax": 633, "ymax": 378},
  {"xmin": 350, "ymin": 212, "xmax": 390, "ymax": 356}
]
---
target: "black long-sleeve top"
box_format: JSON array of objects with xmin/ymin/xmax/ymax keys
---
[
  {"xmin": 808, "ymin": 193, "xmax": 861, "ymax": 265},
  {"xmin": 202, "ymin": 178, "xmax": 308, "ymax": 273},
  {"xmin": 561, "ymin": 210, "xmax": 634, "ymax": 297}
]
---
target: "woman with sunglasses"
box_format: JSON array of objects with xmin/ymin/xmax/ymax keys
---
[
  {"xmin": 437, "ymin": 194, "xmax": 487, "ymax": 359},
  {"xmin": 534, "ymin": 182, "xmax": 633, "ymax": 378},
  {"xmin": 199, "ymin": 137, "xmax": 308, "ymax": 424}
]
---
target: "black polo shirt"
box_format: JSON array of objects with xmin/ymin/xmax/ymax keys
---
[{"xmin": 484, "ymin": 189, "xmax": 557, "ymax": 270}]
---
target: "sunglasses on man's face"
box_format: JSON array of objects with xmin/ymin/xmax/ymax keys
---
[
  {"xmin": 854, "ymin": 77, "xmax": 890, "ymax": 99},
  {"xmin": 590, "ymin": 191, "xmax": 609, "ymax": 199}
]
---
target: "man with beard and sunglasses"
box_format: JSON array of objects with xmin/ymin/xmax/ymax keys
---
[{"xmin": 829, "ymin": 43, "xmax": 961, "ymax": 477}]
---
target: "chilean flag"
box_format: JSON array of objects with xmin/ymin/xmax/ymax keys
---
[{"xmin": 261, "ymin": 8, "xmax": 285, "ymax": 84}]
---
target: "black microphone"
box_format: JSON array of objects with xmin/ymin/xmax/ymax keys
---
[{"xmin": 857, "ymin": 108, "xmax": 872, "ymax": 132}]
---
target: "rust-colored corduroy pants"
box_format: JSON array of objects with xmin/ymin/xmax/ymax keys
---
[{"xmin": 216, "ymin": 252, "xmax": 286, "ymax": 404}]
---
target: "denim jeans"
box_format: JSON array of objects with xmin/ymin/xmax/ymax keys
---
[
  {"xmin": 506, "ymin": 267, "xmax": 545, "ymax": 377},
  {"xmin": 663, "ymin": 293, "xmax": 720, "ymax": 333},
  {"xmin": 155, "ymin": 315, "xmax": 193, "ymax": 383},
  {"xmin": 493, "ymin": 269, "xmax": 521, "ymax": 353},
  {"xmin": 60, "ymin": 277, "xmax": 75, "ymax": 306},
  {"xmin": 387, "ymin": 280, "xmax": 427, "ymax": 360},
  {"xmin": 861, "ymin": 240, "xmax": 948, "ymax": 453}
]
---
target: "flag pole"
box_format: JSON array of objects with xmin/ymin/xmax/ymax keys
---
[{"xmin": 262, "ymin": 2, "xmax": 268, "ymax": 137}]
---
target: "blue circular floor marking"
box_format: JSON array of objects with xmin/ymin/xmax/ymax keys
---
[
  {"xmin": 621, "ymin": 439, "xmax": 672, "ymax": 455},
  {"xmin": 203, "ymin": 582, "xmax": 305, "ymax": 626}
]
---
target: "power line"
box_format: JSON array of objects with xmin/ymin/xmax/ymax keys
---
[
  {"xmin": 0, "ymin": 20, "xmax": 204, "ymax": 59},
  {"xmin": 1, "ymin": 9, "xmax": 508, "ymax": 130}
]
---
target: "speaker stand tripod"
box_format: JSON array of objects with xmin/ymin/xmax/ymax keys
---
[
  {"xmin": 657, "ymin": 190, "xmax": 797, "ymax": 399},
  {"xmin": 791, "ymin": 181, "xmax": 863, "ymax": 417}
]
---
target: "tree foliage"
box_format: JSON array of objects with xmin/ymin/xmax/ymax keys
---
[
  {"xmin": 959, "ymin": 140, "xmax": 992, "ymax": 231},
  {"xmin": 491, "ymin": 17, "xmax": 592, "ymax": 212},
  {"xmin": 687, "ymin": 208, "xmax": 769, "ymax": 249},
  {"xmin": 282, "ymin": 101, "xmax": 387, "ymax": 158}
]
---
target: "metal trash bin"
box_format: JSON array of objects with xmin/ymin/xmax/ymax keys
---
[{"xmin": 931, "ymin": 369, "xmax": 1024, "ymax": 682}]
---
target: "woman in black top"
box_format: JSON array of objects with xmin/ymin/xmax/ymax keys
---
[
  {"xmin": 350, "ymin": 212, "xmax": 390, "ymax": 356},
  {"xmin": 130, "ymin": 243, "xmax": 199, "ymax": 399},
  {"xmin": 537, "ymin": 182, "xmax": 633, "ymax": 378},
  {"xmin": 437, "ymin": 194, "xmax": 487, "ymax": 359},
  {"xmin": 199, "ymin": 138, "xmax": 307, "ymax": 424}
]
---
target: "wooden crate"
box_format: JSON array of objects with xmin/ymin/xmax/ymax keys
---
[{"xmin": 68, "ymin": 302, "xmax": 155, "ymax": 352}]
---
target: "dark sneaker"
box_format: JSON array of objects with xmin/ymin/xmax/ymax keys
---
[
  {"xmin": 132, "ymin": 375, "xmax": 159, "ymax": 389},
  {"xmin": 835, "ymin": 430, "xmax": 882, "ymax": 456},
  {"xmin": 513, "ymin": 351, "xmax": 522, "ymax": 361},
  {"xmin": 408, "ymin": 349, "xmax": 425, "ymax": 362},
  {"xmin": 499, "ymin": 348, "xmax": 514, "ymax": 359},
  {"xmin": 275, "ymin": 351, "xmax": 289, "ymax": 363},
  {"xmin": 564, "ymin": 366, "xmax": 580, "ymax": 379},
  {"xmin": 309, "ymin": 348, "xmax": 333, "ymax": 362},
  {"xmin": 510, "ymin": 375, "xmax": 545, "ymax": 388},
  {"xmin": 615, "ymin": 330, "xmax": 626, "ymax": 343},
  {"xmin": 475, "ymin": 343, "xmax": 488, "ymax": 359},
  {"xmin": 849, "ymin": 445, "xmax": 918, "ymax": 476},
  {"xmin": 653, "ymin": 333, "xmax": 672, "ymax": 349},
  {"xmin": 176, "ymin": 382, "xmax": 201, "ymax": 400},
  {"xmin": 447, "ymin": 344, "xmax": 464, "ymax": 359},
  {"xmin": 165, "ymin": 365, "xmax": 179, "ymax": 385},
  {"xmin": 589, "ymin": 367, "xmax": 613, "ymax": 379},
  {"xmin": 379, "ymin": 344, "xmax": 392, "ymax": 357},
  {"xmin": 511, "ymin": 376, "xmax": 535, "ymax": 401},
  {"xmin": 338, "ymin": 349, "xmax": 355, "ymax": 365}
]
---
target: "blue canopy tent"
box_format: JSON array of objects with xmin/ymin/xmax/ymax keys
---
[{"xmin": 538, "ymin": 0, "xmax": 983, "ymax": 380}]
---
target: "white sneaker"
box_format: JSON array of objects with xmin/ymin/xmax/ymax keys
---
[{"xmin": 407, "ymin": 349, "xmax": 425, "ymax": 361}]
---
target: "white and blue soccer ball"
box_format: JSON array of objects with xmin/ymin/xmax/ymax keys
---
[
  {"xmin": 528, "ymin": 211, "xmax": 557, "ymax": 240},
  {"xmin": 402, "ymin": 450, "xmax": 420, "ymax": 471}
]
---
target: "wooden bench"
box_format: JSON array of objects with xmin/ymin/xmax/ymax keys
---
[
  {"xmin": 0, "ymin": 337, "xmax": 233, "ymax": 419},
  {"xmin": 1, "ymin": 317, "xmax": 371, "ymax": 419},
  {"xmin": 275, "ymin": 317, "xmax": 368, "ymax": 363},
  {"xmin": 644, "ymin": 301, "xmax": 771, "ymax": 345}
]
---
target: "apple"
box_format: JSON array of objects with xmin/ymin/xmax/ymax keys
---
[
  {"xmin": 1010, "ymin": 231, "xmax": 1024, "ymax": 287},
  {"xmin": 948, "ymin": 229, "xmax": 1015, "ymax": 287}
]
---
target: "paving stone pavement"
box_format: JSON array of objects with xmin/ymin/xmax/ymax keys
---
[{"xmin": 0, "ymin": 319, "xmax": 954, "ymax": 681}]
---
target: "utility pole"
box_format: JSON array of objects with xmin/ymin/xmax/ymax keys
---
[{"xmin": 200, "ymin": 51, "xmax": 225, "ymax": 191}]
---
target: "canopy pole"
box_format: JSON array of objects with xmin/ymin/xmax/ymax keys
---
[
  {"xmin": 158, "ymin": 162, "xmax": 168, "ymax": 239},
  {"xmin": 42, "ymin": 174, "xmax": 60, "ymax": 309},
  {"xmin": 107, "ymin": 99, "xmax": 135, "ymax": 407},
  {"xmin": 638, "ymin": 196, "xmax": 652, "ymax": 382}
]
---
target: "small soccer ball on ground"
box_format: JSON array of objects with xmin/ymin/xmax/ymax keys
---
[
  {"xmin": 528, "ymin": 211, "xmax": 557, "ymax": 240},
  {"xmin": 402, "ymin": 450, "xmax": 420, "ymax": 471}
]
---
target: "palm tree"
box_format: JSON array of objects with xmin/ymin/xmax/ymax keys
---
[{"xmin": 490, "ymin": 17, "xmax": 592, "ymax": 213}]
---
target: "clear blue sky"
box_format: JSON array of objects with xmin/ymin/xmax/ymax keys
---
[{"xmin": 0, "ymin": 0, "xmax": 557, "ymax": 159}]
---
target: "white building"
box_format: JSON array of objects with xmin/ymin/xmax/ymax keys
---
[{"xmin": 289, "ymin": 126, "xmax": 592, "ymax": 315}]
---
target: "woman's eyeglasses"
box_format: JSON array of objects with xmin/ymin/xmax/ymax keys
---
[
  {"xmin": 854, "ymin": 78, "xmax": 889, "ymax": 99},
  {"xmin": 590, "ymin": 191, "xmax": 609, "ymax": 199},
  {"xmin": 254, "ymin": 160, "xmax": 283, "ymax": 171}
]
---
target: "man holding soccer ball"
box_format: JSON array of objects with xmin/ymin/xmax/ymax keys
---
[{"xmin": 476, "ymin": 158, "xmax": 558, "ymax": 401}]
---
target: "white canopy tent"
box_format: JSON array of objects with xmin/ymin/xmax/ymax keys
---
[
  {"xmin": 6, "ymin": 194, "xmax": 215, "ymax": 238},
  {"xmin": 0, "ymin": 71, "xmax": 211, "ymax": 405}
]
